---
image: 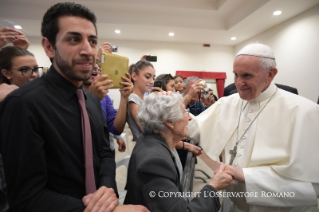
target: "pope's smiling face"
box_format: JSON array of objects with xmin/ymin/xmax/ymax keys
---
[{"xmin": 233, "ymin": 55, "xmax": 276, "ymax": 101}]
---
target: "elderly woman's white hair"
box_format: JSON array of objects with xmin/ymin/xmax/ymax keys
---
[{"xmin": 137, "ymin": 92, "xmax": 184, "ymax": 134}]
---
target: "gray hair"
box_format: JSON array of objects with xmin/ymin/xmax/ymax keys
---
[
  {"xmin": 184, "ymin": 76, "xmax": 199, "ymax": 88},
  {"xmin": 259, "ymin": 57, "xmax": 276, "ymax": 72},
  {"xmin": 137, "ymin": 93, "xmax": 184, "ymax": 134}
]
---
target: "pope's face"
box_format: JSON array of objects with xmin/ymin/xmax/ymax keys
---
[
  {"xmin": 52, "ymin": 16, "xmax": 97, "ymax": 86},
  {"xmin": 233, "ymin": 55, "xmax": 272, "ymax": 101}
]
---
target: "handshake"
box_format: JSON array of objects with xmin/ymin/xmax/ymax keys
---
[{"xmin": 208, "ymin": 163, "xmax": 245, "ymax": 191}]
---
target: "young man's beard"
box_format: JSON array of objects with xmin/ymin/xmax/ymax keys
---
[{"xmin": 54, "ymin": 49, "xmax": 92, "ymax": 81}]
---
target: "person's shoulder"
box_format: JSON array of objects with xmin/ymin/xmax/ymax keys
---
[
  {"xmin": 135, "ymin": 134, "xmax": 171, "ymax": 158},
  {"xmin": 0, "ymin": 78, "xmax": 46, "ymax": 111},
  {"xmin": 133, "ymin": 134, "xmax": 174, "ymax": 172},
  {"xmin": 84, "ymin": 89, "xmax": 100, "ymax": 105},
  {"xmin": 217, "ymin": 93, "xmax": 241, "ymax": 106},
  {"xmin": 7, "ymin": 77, "xmax": 45, "ymax": 101},
  {"xmin": 278, "ymin": 89, "xmax": 318, "ymax": 111},
  {"xmin": 100, "ymin": 94, "xmax": 112, "ymax": 104},
  {"xmin": 129, "ymin": 93, "xmax": 142, "ymax": 104}
]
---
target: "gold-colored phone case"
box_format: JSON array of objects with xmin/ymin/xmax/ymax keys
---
[{"xmin": 100, "ymin": 53, "xmax": 129, "ymax": 88}]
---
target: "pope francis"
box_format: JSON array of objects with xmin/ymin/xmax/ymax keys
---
[{"xmin": 187, "ymin": 43, "xmax": 319, "ymax": 212}]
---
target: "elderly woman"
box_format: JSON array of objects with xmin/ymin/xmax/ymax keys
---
[{"xmin": 124, "ymin": 92, "xmax": 232, "ymax": 212}]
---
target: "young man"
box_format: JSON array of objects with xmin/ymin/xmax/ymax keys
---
[{"xmin": 0, "ymin": 2, "xmax": 148, "ymax": 212}]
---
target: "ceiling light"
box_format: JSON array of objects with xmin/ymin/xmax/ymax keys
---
[
  {"xmin": 169, "ymin": 32, "xmax": 174, "ymax": 36},
  {"xmin": 273, "ymin": 11, "xmax": 282, "ymax": 16},
  {"xmin": 231, "ymin": 37, "xmax": 236, "ymax": 40},
  {"xmin": 115, "ymin": 30, "xmax": 121, "ymax": 34},
  {"xmin": 14, "ymin": 25, "xmax": 22, "ymax": 29}
]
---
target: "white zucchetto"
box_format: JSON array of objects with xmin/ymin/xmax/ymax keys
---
[{"xmin": 237, "ymin": 43, "xmax": 275, "ymax": 59}]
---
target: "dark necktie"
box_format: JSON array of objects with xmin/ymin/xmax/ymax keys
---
[{"xmin": 76, "ymin": 89, "xmax": 96, "ymax": 194}]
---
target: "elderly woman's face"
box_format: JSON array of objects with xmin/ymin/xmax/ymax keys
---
[{"xmin": 171, "ymin": 105, "xmax": 191, "ymax": 139}]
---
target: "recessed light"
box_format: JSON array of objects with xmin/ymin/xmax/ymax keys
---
[
  {"xmin": 231, "ymin": 37, "xmax": 236, "ymax": 40},
  {"xmin": 14, "ymin": 25, "xmax": 22, "ymax": 29},
  {"xmin": 115, "ymin": 30, "xmax": 121, "ymax": 34},
  {"xmin": 273, "ymin": 11, "xmax": 282, "ymax": 16},
  {"xmin": 169, "ymin": 32, "xmax": 174, "ymax": 36}
]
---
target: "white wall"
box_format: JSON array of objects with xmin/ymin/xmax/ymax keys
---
[
  {"xmin": 27, "ymin": 38, "xmax": 234, "ymax": 108},
  {"xmin": 27, "ymin": 5, "xmax": 319, "ymax": 105},
  {"xmin": 235, "ymin": 5, "xmax": 319, "ymax": 103}
]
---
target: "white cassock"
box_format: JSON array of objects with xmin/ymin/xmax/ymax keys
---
[{"xmin": 187, "ymin": 82, "xmax": 319, "ymax": 212}]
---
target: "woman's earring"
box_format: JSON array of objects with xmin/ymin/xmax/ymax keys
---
[{"xmin": 171, "ymin": 126, "xmax": 174, "ymax": 129}]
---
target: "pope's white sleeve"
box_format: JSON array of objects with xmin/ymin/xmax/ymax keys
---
[
  {"xmin": 243, "ymin": 167, "xmax": 318, "ymax": 207},
  {"xmin": 186, "ymin": 114, "xmax": 200, "ymax": 142}
]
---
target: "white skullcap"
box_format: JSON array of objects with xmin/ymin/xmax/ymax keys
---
[{"xmin": 236, "ymin": 43, "xmax": 275, "ymax": 59}]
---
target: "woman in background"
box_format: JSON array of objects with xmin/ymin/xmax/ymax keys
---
[
  {"xmin": 0, "ymin": 46, "xmax": 40, "ymax": 87},
  {"xmin": 174, "ymin": 75, "xmax": 184, "ymax": 93},
  {"xmin": 0, "ymin": 45, "xmax": 40, "ymax": 212},
  {"xmin": 0, "ymin": 46, "xmax": 41, "ymax": 101},
  {"xmin": 127, "ymin": 60, "xmax": 156, "ymax": 141},
  {"xmin": 155, "ymin": 74, "xmax": 175, "ymax": 92}
]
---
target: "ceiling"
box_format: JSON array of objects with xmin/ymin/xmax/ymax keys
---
[{"xmin": 1, "ymin": 0, "xmax": 318, "ymax": 46}]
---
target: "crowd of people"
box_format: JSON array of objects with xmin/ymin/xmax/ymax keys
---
[{"xmin": 0, "ymin": 2, "xmax": 318, "ymax": 212}]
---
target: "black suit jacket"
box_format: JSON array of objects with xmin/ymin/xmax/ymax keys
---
[{"xmin": 124, "ymin": 133, "xmax": 220, "ymax": 212}]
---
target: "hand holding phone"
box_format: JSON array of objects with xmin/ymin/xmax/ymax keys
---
[
  {"xmin": 152, "ymin": 80, "xmax": 163, "ymax": 92},
  {"xmin": 2, "ymin": 20, "xmax": 17, "ymax": 43}
]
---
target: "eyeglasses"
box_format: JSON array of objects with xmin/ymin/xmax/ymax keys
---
[{"xmin": 16, "ymin": 67, "xmax": 43, "ymax": 77}]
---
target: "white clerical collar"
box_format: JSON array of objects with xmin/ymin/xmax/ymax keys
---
[
  {"xmin": 242, "ymin": 82, "xmax": 276, "ymax": 109},
  {"xmin": 254, "ymin": 82, "xmax": 276, "ymax": 102}
]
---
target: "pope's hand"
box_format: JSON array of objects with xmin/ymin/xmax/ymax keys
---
[{"xmin": 224, "ymin": 164, "xmax": 245, "ymax": 183}]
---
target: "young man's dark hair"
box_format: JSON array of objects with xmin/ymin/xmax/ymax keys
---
[{"xmin": 41, "ymin": 2, "xmax": 97, "ymax": 48}]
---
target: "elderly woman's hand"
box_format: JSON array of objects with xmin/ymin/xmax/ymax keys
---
[
  {"xmin": 209, "ymin": 163, "xmax": 233, "ymax": 191},
  {"xmin": 185, "ymin": 142, "xmax": 202, "ymax": 157}
]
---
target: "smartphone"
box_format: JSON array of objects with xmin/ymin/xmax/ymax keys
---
[
  {"xmin": 4, "ymin": 20, "xmax": 16, "ymax": 42},
  {"xmin": 145, "ymin": 56, "xmax": 157, "ymax": 62},
  {"xmin": 152, "ymin": 80, "xmax": 163, "ymax": 92},
  {"xmin": 4, "ymin": 20, "xmax": 15, "ymax": 28}
]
